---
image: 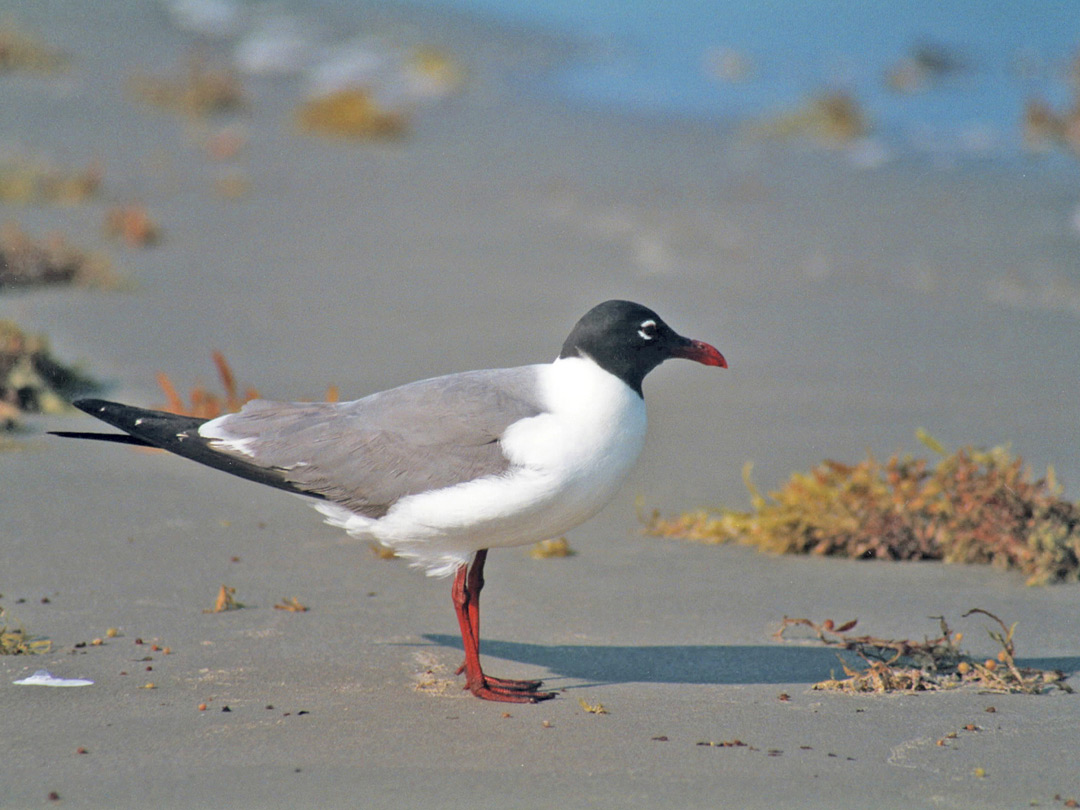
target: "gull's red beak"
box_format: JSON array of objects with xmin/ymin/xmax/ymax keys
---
[{"xmin": 671, "ymin": 338, "xmax": 727, "ymax": 368}]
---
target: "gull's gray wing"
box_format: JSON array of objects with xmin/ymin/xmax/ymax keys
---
[{"xmin": 201, "ymin": 366, "xmax": 545, "ymax": 518}]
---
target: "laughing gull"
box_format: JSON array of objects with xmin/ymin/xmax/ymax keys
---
[{"xmin": 56, "ymin": 300, "xmax": 725, "ymax": 702}]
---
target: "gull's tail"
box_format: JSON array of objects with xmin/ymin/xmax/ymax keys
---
[{"xmin": 52, "ymin": 399, "xmax": 324, "ymax": 499}]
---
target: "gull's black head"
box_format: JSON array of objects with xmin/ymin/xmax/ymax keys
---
[{"xmin": 559, "ymin": 300, "xmax": 726, "ymax": 396}]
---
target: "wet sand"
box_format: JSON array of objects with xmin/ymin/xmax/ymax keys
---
[{"xmin": 2, "ymin": 2, "xmax": 1079, "ymax": 807}]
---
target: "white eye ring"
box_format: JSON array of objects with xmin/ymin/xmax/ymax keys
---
[{"xmin": 638, "ymin": 319, "xmax": 657, "ymax": 340}]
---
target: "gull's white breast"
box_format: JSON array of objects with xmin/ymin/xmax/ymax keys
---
[{"xmin": 317, "ymin": 356, "xmax": 647, "ymax": 576}]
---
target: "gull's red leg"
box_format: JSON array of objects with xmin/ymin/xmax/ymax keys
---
[
  {"xmin": 463, "ymin": 550, "xmax": 543, "ymax": 692},
  {"xmin": 451, "ymin": 549, "xmax": 555, "ymax": 702},
  {"xmin": 451, "ymin": 563, "xmax": 485, "ymax": 692},
  {"xmin": 455, "ymin": 549, "xmax": 543, "ymax": 691}
]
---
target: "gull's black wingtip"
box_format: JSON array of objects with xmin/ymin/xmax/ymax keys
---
[
  {"xmin": 67, "ymin": 398, "xmax": 210, "ymax": 438},
  {"xmin": 50, "ymin": 430, "xmax": 155, "ymax": 447},
  {"xmin": 71, "ymin": 398, "xmax": 112, "ymax": 416},
  {"xmin": 54, "ymin": 399, "xmax": 173, "ymax": 447},
  {"xmin": 61, "ymin": 396, "xmax": 325, "ymax": 500}
]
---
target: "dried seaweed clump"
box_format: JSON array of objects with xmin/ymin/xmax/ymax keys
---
[
  {"xmin": 406, "ymin": 47, "xmax": 467, "ymax": 98},
  {"xmin": 129, "ymin": 54, "xmax": 245, "ymax": 118},
  {"xmin": 294, "ymin": 88, "xmax": 409, "ymax": 140},
  {"xmin": 743, "ymin": 90, "xmax": 867, "ymax": 144},
  {"xmin": 1022, "ymin": 48, "xmax": 1080, "ymax": 157},
  {"xmin": 884, "ymin": 43, "xmax": 967, "ymax": 95},
  {"xmin": 156, "ymin": 350, "xmax": 339, "ymax": 418},
  {"xmin": 0, "ymin": 18, "xmax": 67, "ymax": 73},
  {"xmin": 104, "ymin": 204, "xmax": 161, "ymax": 247},
  {"xmin": 645, "ymin": 432, "xmax": 1080, "ymax": 585},
  {"xmin": 776, "ymin": 610, "xmax": 1071, "ymax": 695},
  {"xmin": 1023, "ymin": 97, "xmax": 1080, "ymax": 157},
  {"xmin": 0, "ymin": 222, "xmax": 116, "ymax": 289},
  {"xmin": 1, "ymin": 320, "xmax": 99, "ymax": 427},
  {"xmin": 0, "ymin": 157, "xmax": 102, "ymax": 205},
  {"xmin": 0, "ymin": 609, "xmax": 51, "ymax": 655},
  {"xmin": 156, "ymin": 350, "xmax": 260, "ymax": 419},
  {"xmin": 274, "ymin": 597, "xmax": 308, "ymax": 613},
  {"xmin": 530, "ymin": 537, "xmax": 574, "ymax": 559},
  {"xmin": 204, "ymin": 585, "xmax": 244, "ymax": 613}
]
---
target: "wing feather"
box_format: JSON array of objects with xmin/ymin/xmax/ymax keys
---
[{"xmin": 201, "ymin": 367, "xmax": 544, "ymax": 518}]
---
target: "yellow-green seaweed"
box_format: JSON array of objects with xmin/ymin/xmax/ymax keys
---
[{"xmin": 646, "ymin": 432, "xmax": 1080, "ymax": 585}]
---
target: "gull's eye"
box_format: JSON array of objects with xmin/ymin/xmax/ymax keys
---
[{"xmin": 637, "ymin": 319, "xmax": 658, "ymax": 340}]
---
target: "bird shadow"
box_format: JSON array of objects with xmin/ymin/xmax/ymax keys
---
[{"xmin": 420, "ymin": 634, "xmax": 1080, "ymax": 688}]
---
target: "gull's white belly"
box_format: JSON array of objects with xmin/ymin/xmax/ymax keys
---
[{"xmin": 315, "ymin": 356, "xmax": 647, "ymax": 577}]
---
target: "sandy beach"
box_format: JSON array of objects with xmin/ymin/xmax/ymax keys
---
[{"xmin": 2, "ymin": 2, "xmax": 1079, "ymax": 807}]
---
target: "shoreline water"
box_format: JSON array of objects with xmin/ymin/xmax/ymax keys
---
[{"xmin": 377, "ymin": 0, "xmax": 1080, "ymax": 157}]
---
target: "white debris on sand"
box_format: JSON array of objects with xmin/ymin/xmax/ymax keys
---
[{"xmin": 13, "ymin": 670, "xmax": 94, "ymax": 687}]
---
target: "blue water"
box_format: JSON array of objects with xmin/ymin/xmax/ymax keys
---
[{"xmin": 400, "ymin": 0, "xmax": 1080, "ymax": 153}]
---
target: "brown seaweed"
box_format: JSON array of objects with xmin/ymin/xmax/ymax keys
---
[
  {"xmin": 156, "ymin": 351, "xmax": 339, "ymax": 418},
  {"xmin": 0, "ymin": 18, "xmax": 67, "ymax": 73},
  {"xmin": 0, "ymin": 222, "xmax": 115, "ymax": 289},
  {"xmin": 294, "ymin": 88, "xmax": 409, "ymax": 140},
  {"xmin": 129, "ymin": 53, "xmax": 245, "ymax": 118},
  {"xmin": 646, "ymin": 431, "xmax": 1080, "ymax": 585},
  {"xmin": 0, "ymin": 320, "xmax": 100, "ymax": 427},
  {"xmin": 775, "ymin": 610, "xmax": 1071, "ymax": 694},
  {"xmin": 104, "ymin": 204, "xmax": 161, "ymax": 247},
  {"xmin": 0, "ymin": 608, "xmax": 51, "ymax": 655},
  {"xmin": 155, "ymin": 351, "xmax": 259, "ymax": 418},
  {"xmin": 743, "ymin": 91, "xmax": 867, "ymax": 144},
  {"xmin": 0, "ymin": 157, "xmax": 101, "ymax": 205}
]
